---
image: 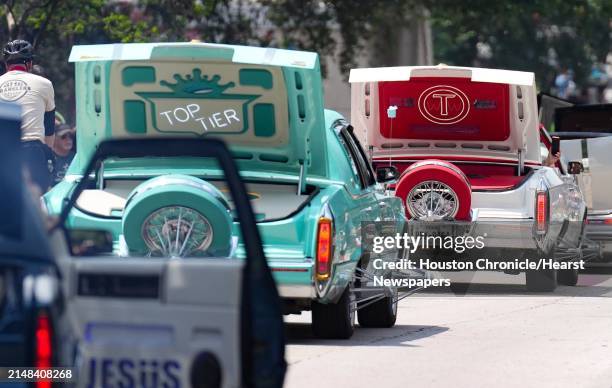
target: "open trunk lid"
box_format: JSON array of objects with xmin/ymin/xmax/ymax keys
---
[
  {"xmin": 349, "ymin": 66, "xmax": 541, "ymax": 166},
  {"xmin": 68, "ymin": 43, "xmax": 329, "ymax": 178}
]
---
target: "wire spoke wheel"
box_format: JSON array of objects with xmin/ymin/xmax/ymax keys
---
[
  {"xmin": 407, "ymin": 180, "xmax": 458, "ymax": 220},
  {"xmin": 142, "ymin": 206, "xmax": 213, "ymax": 257}
]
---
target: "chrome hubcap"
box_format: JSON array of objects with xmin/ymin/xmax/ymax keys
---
[
  {"xmin": 407, "ymin": 181, "xmax": 458, "ymax": 220},
  {"xmin": 142, "ymin": 206, "xmax": 213, "ymax": 257}
]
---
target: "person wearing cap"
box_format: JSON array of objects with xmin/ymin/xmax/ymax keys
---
[
  {"xmin": 51, "ymin": 124, "xmax": 75, "ymax": 185},
  {"xmin": 0, "ymin": 39, "xmax": 56, "ymax": 193}
]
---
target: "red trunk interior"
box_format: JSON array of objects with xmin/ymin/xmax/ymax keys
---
[
  {"xmin": 377, "ymin": 77, "xmax": 511, "ymax": 141},
  {"xmin": 376, "ymin": 161, "xmax": 529, "ymax": 191}
]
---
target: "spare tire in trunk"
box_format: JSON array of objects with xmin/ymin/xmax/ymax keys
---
[
  {"xmin": 122, "ymin": 175, "xmax": 233, "ymax": 257},
  {"xmin": 395, "ymin": 160, "xmax": 471, "ymax": 221}
]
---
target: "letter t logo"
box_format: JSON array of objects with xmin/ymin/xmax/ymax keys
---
[{"xmin": 432, "ymin": 93, "xmax": 457, "ymax": 116}]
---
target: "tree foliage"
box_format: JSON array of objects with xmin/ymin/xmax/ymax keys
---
[
  {"xmin": 0, "ymin": 0, "xmax": 610, "ymax": 120},
  {"xmin": 0, "ymin": 0, "xmax": 272, "ymax": 120},
  {"xmin": 263, "ymin": 0, "xmax": 428, "ymax": 75},
  {"xmin": 428, "ymin": 0, "xmax": 612, "ymax": 90}
]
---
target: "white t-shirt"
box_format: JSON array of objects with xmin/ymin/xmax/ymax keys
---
[{"xmin": 0, "ymin": 70, "xmax": 55, "ymax": 142}]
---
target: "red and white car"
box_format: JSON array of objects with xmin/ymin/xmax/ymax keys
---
[{"xmin": 349, "ymin": 65, "xmax": 587, "ymax": 291}]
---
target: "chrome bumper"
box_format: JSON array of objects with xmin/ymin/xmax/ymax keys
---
[
  {"xmin": 269, "ymin": 258, "xmax": 315, "ymax": 299},
  {"xmin": 406, "ymin": 218, "xmax": 539, "ymax": 251},
  {"xmin": 472, "ymin": 219, "xmax": 538, "ymax": 250},
  {"xmin": 586, "ymin": 216, "xmax": 612, "ymax": 255},
  {"xmin": 277, "ymin": 284, "xmax": 315, "ymax": 299}
]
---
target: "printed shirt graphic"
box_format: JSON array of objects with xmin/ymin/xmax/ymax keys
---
[
  {"xmin": 53, "ymin": 151, "xmax": 75, "ymax": 184},
  {"xmin": 0, "ymin": 71, "xmax": 55, "ymax": 142}
]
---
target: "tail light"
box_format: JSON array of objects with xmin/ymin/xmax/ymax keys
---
[
  {"xmin": 316, "ymin": 217, "xmax": 333, "ymax": 281},
  {"xmin": 535, "ymin": 191, "xmax": 549, "ymax": 235},
  {"xmin": 35, "ymin": 311, "xmax": 52, "ymax": 388},
  {"xmin": 586, "ymin": 218, "xmax": 612, "ymax": 225}
]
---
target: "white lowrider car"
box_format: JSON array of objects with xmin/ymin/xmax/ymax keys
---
[{"xmin": 349, "ymin": 65, "xmax": 587, "ymax": 291}]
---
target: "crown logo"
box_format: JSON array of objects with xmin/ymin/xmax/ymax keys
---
[{"xmin": 159, "ymin": 68, "xmax": 235, "ymax": 97}]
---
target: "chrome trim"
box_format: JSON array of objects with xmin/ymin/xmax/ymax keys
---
[
  {"xmin": 98, "ymin": 161, "xmax": 105, "ymax": 189},
  {"xmin": 278, "ymin": 285, "xmax": 315, "ymax": 298},
  {"xmin": 141, "ymin": 206, "xmax": 214, "ymax": 257},
  {"xmin": 297, "ymin": 161, "xmax": 306, "ymax": 195},
  {"xmin": 407, "ymin": 180, "xmax": 459, "ymax": 220}
]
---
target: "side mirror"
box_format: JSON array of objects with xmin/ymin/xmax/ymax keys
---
[
  {"xmin": 68, "ymin": 229, "xmax": 113, "ymax": 256},
  {"xmin": 567, "ymin": 161, "xmax": 584, "ymax": 175},
  {"xmin": 376, "ymin": 166, "xmax": 399, "ymax": 182}
]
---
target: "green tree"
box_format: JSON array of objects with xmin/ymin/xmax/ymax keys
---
[
  {"xmin": 1, "ymin": 0, "xmax": 178, "ymax": 120},
  {"xmin": 2, "ymin": 0, "xmax": 610, "ymax": 120},
  {"xmin": 428, "ymin": 0, "xmax": 612, "ymax": 92},
  {"xmin": 263, "ymin": 0, "xmax": 428, "ymax": 76},
  {"xmin": 0, "ymin": 0, "xmax": 256, "ymax": 121}
]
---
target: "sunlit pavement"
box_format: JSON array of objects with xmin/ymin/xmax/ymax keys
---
[{"xmin": 284, "ymin": 271, "xmax": 612, "ymax": 388}]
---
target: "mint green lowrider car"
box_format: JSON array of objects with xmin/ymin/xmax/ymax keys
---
[{"xmin": 43, "ymin": 42, "xmax": 406, "ymax": 339}]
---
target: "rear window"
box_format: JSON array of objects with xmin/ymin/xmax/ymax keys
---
[{"xmin": 377, "ymin": 77, "xmax": 510, "ymax": 141}]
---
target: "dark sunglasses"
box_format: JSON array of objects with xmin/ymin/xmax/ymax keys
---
[{"xmin": 59, "ymin": 133, "xmax": 74, "ymax": 140}]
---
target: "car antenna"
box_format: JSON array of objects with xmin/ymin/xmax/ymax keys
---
[{"xmin": 386, "ymin": 105, "xmax": 398, "ymax": 167}]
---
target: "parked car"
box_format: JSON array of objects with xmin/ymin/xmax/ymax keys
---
[
  {"xmin": 349, "ymin": 65, "xmax": 588, "ymax": 291},
  {"xmin": 43, "ymin": 42, "xmax": 407, "ymax": 339},
  {"xmin": 0, "ymin": 101, "xmax": 71, "ymax": 385},
  {"xmin": 556, "ymin": 103, "xmax": 612, "ymax": 265}
]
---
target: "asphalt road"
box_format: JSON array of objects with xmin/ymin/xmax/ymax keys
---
[{"xmin": 284, "ymin": 271, "xmax": 612, "ymax": 388}]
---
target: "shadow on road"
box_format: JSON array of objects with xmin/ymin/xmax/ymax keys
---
[
  {"xmin": 582, "ymin": 265, "xmax": 612, "ymax": 274},
  {"xmin": 418, "ymin": 279, "xmax": 612, "ymax": 297},
  {"xmin": 285, "ymin": 323, "xmax": 449, "ymax": 347}
]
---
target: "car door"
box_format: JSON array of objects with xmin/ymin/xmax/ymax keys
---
[
  {"xmin": 344, "ymin": 124, "xmax": 407, "ymax": 264},
  {"xmin": 335, "ymin": 122, "xmax": 377, "ymax": 225},
  {"xmin": 1, "ymin": 101, "xmax": 70, "ymax": 382},
  {"xmin": 347, "ymin": 125, "xmax": 403, "ymax": 224},
  {"xmin": 50, "ymin": 138, "xmax": 285, "ymax": 388}
]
